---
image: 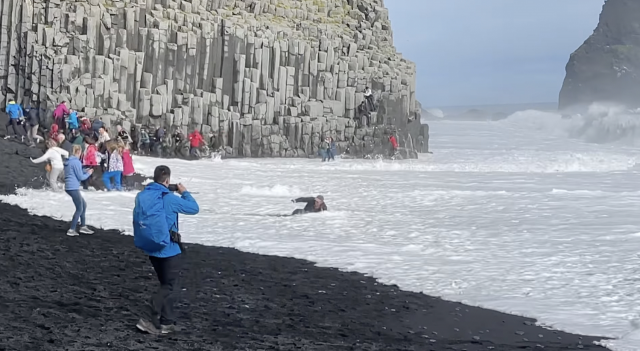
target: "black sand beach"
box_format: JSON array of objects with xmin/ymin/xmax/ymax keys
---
[{"xmin": 0, "ymin": 137, "xmax": 611, "ymax": 350}]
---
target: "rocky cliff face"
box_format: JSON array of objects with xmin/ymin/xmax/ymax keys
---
[
  {"xmin": 559, "ymin": 0, "xmax": 640, "ymax": 110},
  {"xmin": 0, "ymin": 0, "xmax": 424, "ymax": 158}
]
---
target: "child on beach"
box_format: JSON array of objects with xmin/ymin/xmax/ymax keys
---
[
  {"xmin": 81, "ymin": 137, "xmax": 99, "ymax": 190},
  {"xmin": 103, "ymin": 142, "xmax": 124, "ymax": 191},
  {"xmin": 121, "ymin": 143, "xmax": 135, "ymax": 189},
  {"xmin": 63, "ymin": 145, "xmax": 94, "ymax": 236},
  {"xmin": 30, "ymin": 139, "xmax": 69, "ymax": 191}
]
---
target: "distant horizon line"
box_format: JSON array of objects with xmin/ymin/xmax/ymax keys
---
[{"xmin": 425, "ymin": 101, "xmax": 557, "ymax": 109}]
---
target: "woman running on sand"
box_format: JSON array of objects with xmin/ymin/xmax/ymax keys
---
[
  {"xmin": 30, "ymin": 139, "xmax": 69, "ymax": 191},
  {"xmin": 63, "ymin": 145, "xmax": 94, "ymax": 236}
]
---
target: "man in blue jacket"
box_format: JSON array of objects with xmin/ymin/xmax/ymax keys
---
[
  {"xmin": 4, "ymin": 100, "xmax": 25, "ymax": 140},
  {"xmin": 135, "ymin": 165, "xmax": 199, "ymax": 335}
]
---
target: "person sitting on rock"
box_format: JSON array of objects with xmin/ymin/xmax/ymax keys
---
[
  {"xmin": 4, "ymin": 100, "xmax": 25, "ymax": 141},
  {"xmin": 290, "ymin": 195, "xmax": 327, "ymax": 215},
  {"xmin": 116, "ymin": 124, "xmax": 130, "ymax": 145},
  {"xmin": 53, "ymin": 101, "xmax": 69, "ymax": 134},
  {"xmin": 188, "ymin": 129, "xmax": 204, "ymax": 158}
]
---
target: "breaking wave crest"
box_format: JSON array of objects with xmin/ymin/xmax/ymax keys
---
[{"xmin": 500, "ymin": 102, "xmax": 640, "ymax": 145}]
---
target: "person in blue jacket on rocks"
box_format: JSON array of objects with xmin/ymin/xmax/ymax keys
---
[
  {"xmin": 63, "ymin": 145, "xmax": 94, "ymax": 236},
  {"xmin": 4, "ymin": 100, "xmax": 25, "ymax": 140},
  {"xmin": 134, "ymin": 165, "xmax": 199, "ymax": 335},
  {"xmin": 66, "ymin": 109, "xmax": 79, "ymax": 133}
]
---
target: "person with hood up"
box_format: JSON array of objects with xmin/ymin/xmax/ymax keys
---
[
  {"xmin": 290, "ymin": 195, "xmax": 327, "ymax": 215},
  {"xmin": 31, "ymin": 139, "xmax": 69, "ymax": 191},
  {"xmin": 64, "ymin": 145, "xmax": 94, "ymax": 236},
  {"xmin": 188, "ymin": 129, "xmax": 204, "ymax": 158},
  {"xmin": 103, "ymin": 142, "xmax": 124, "ymax": 191},
  {"xmin": 53, "ymin": 101, "xmax": 69, "ymax": 133},
  {"xmin": 4, "ymin": 100, "xmax": 25, "ymax": 139}
]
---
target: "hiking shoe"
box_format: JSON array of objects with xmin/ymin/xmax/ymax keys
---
[
  {"xmin": 136, "ymin": 318, "xmax": 160, "ymax": 335},
  {"xmin": 79, "ymin": 226, "xmax": 94, "ymax": 235},
  {"xmin": 66, "ymin": 229, "xmax": 79, "ymax": 237},
  {"xmin": 160, "ymin": 324, "xmax": 181, "ymax": 334}
]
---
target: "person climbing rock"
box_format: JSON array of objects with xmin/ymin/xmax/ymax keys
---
[
  {"xmin": 364, "ymin": 86, "xmax": 376, "ymax": 111},
  {"xmin": 25, "ymin": 105, "xmax": 43, "ymax": 145},
  {"xmin": 66, "ymin": 109, "xmax": 79, "ymax": 133},
  {"xmin": 53, "ymin": 101, "xmax": 69, "ymax": 134},
  {"xmin": 290, "ymin": 195, "xmax": 327, "ymax": 215},
  {"xmin": 188, "ymin": 129, "xmax": 204, "ymax": 158},
  {"xmin": 388, "ymin": 134, "xmax": 398, "ymax": 156},
  {"xmin": 30, "ymin": 139, "xmax": 69, "ymax": 191},
  {"xmin": 4, "ymin": 100, "xmax": 25, "ymax": 140}
]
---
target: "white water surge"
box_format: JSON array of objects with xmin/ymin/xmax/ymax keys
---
[{"xmin": 4, "ymin": 106, "xmax": 640, "ymax": 350}]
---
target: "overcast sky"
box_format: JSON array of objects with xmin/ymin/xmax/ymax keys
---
[{"xmin": 386, "ymin": 1, "xmax": 605, "ymax": 107}]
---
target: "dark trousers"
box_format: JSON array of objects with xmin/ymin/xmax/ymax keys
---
[
  {"xmin": 5, "ymin": 118, "xmax": 23, "ymax": 137},
  {"xmin": 148, "ymin": 254, "xmax": 182, "ymax": 326}
]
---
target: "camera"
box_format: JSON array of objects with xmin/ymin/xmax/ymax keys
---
[{"xmin": 168, "ymin": 184, "xmax": 178, "ymax": 192}]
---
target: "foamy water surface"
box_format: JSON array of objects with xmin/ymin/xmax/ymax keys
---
[{"xmin": 4, "ymin": 110, "xmax": 640, "ymax": 350}]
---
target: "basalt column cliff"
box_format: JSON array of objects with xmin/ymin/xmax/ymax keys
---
[
  {"xmin": 0, "ymin": 0, "xmax": 426, "ymax": 158},
  {"xmin": 559, "ymin": 0, "xmax": 640, "ymax": 110}
]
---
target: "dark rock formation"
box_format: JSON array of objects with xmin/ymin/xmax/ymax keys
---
[
  {"xmin": 0, "ymin": 0, "xmax": 426, "ymax": 158},
  {"xmin": 559, "ymin": 0, "xmax": 640, "ymax": 110}
]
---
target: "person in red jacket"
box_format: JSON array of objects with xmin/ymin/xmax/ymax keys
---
[
  {"xmin": 188, "ymin": 129, "xmax": 204, "ymax": 158},
  {"xmin": 389, "ymin": 134, "xmax": 398, "ymax": 156}
]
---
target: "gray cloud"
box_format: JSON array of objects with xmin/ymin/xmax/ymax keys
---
[{"xmin": 386, "ymin": 0, "xmax": 605, "ymax": 107}]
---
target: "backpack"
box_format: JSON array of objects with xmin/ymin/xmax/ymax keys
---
[{"xmin": 133, "ymin": 189, "xmax": 170, "ymax": 252}]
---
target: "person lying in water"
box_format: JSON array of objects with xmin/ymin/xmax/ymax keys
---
[{"xmin": 291, "ymin": 195, "xmax": 327, "ymax": 215}]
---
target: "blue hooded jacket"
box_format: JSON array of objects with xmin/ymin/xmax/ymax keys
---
[
  {"xmin": 63, "ymin": 156, "xmax": 91, "ymax": 190},
  {"xmin": 134, "ymin": 182, "xmax": 199, "ymax": 258},
  {"xmin": 66, "ymin": 111, "xmax": 79, "ymax": 129},
  {"xmin": 5, "ymin": 102, "xmax": 24, "ymax": 119}
]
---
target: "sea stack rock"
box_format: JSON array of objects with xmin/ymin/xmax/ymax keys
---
[
  {"xmin": 0, "ymin": 0, "xmax": 424, "ymax": 158},
  {"xmin": 559, "ymin": 0, "xmax": 640, "ymax": 110}
]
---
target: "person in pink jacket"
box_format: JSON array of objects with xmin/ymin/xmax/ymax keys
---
[
  {"xmin": 121, "ymin": 143, "xmax": 135, "ymax": 189},
  {"xmin": 52, "ymin": 102, "xmax": 69, "ymax": 133}
]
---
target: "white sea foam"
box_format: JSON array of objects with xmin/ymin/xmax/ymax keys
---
[{"xmin": 4, "ymin": 109, "xmax": 640, "ymax": 350}]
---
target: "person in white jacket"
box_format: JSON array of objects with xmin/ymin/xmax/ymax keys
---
[{"xmin": 31, "ymin": 139, "xmax": 69, "ymax": 191}]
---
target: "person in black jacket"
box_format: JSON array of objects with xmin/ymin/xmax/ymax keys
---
[{"xmin": 291, "ymin": 195, "xmax": 327, "ymax": 215}]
